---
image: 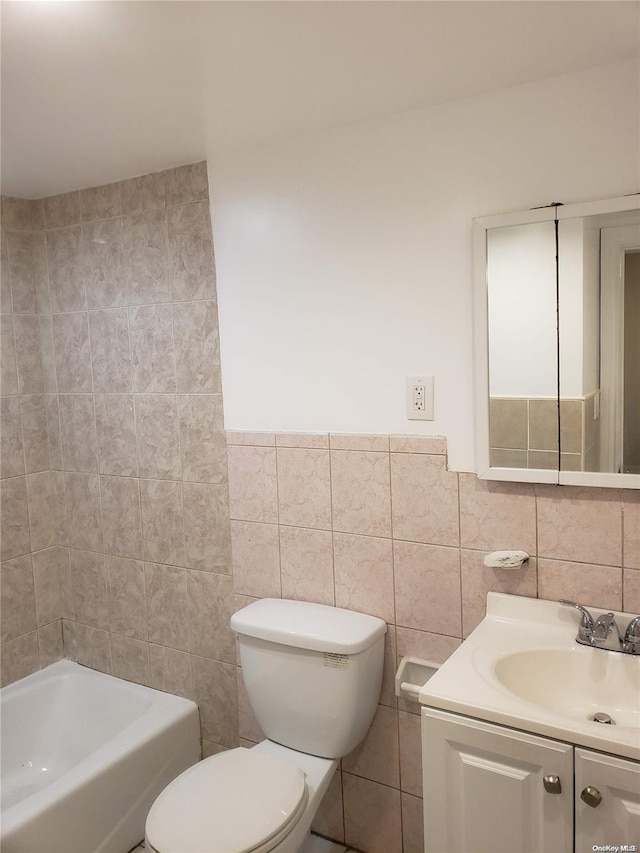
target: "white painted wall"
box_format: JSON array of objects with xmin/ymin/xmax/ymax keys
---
[{"xmin": 209, "ymin": 59, "xmax": 638, "ymax": 472}]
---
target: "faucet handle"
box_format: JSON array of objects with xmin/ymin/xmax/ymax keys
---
[
  {"xmin": 559, "ymin": 599, "xmax": 596, "ymax": 639},
  {"xmin": 623, "ymin": 615, "xmax": 640, "ymax": 653}
]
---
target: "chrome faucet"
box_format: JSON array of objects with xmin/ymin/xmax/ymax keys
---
[{"xmin": 560, "ymin": 600, "xmax": 640, "ymax": 655}]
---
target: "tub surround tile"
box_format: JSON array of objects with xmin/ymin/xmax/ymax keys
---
[
  {"xmin": 331, "ymin": 450, "xmax": 391, "ymax": 537},
  {"xmin": 38, "ymin": 619, "xmax": 64, "ymax": 668},
  {"xmin": 183, "ymin": 483, "xmax": 231, "ymax": 573},
  {"xmin": 164, "ymin": 162, "xmax": 209, "ymax": 207},
  {"xmin": 144, "ymin": 562, "xmax": 189, "ymax": 651},
  {"xmin": 7, "ymin": 230, "xmax": 38, "ymax": 314},
  {"xmin": 0, "ymin": 630, "xmax": 40, "ymax": 686},
  {"xmin": 73, "ymin": 623, "xmax": 112, "ymax": 672},
  {"xmin": 20, "ymin": 395, "xmax": 50, "ymax": 474},
  {"xmin": 1, "ymin": 554, "xmax": 37, "ymax": 641},
  {"xmin": 172, "ymin": 301, "xmax": 221, "ymax": 393},
  {"xmin": 135, "ymin": 395, "xmax": 181, "ymax": 480},
  {"xmin": 333, "ymin": 532, "xmax": 394, "ymax": 623},
  {"xmin": 65, "ymin": 472, "xmax": 103, "ymax": 553},
  {"xmin": 187, "ymin": 570, "xmax": 235, "ymax": 663},
  {"xmin": 111, "ymin": 634, "xmax": 150, "ymax": 685},
  {"xmin": 83, "ymin": 218, "xmax": 127, "ymax": 309},
  {"xmin": 129, "ymin": 303, "xmax": 176, "ymax": 392},
  {"xmin": 80, "ymin": 182, "xmax": 122, "ymax": 223},
  {"xmin": 52, "ymin": 311, "xmax": 93, "ymax": 393},
  {"xmin": 106, "ymin": 556, "xmax": 146, "ymax": 640},
  {"xmin": 88, "ymin": 308, "xmax": 132, "ymax": 393},
  {"xmin": 47, "ymin": 226, "xmax": 85, "ymax": 312},
  {"xmin": 14, "ymin": 314, "xmax": 44, "ymax": 395},
  {"xmin": 1, "ymin": 315, "xmax": 19, "ymax": 396},
  {"xmin": 100, "ymin": 476, "xmax": 143, "ymax": 559},
  {"xmin": 26, "ymin": 471, "xmax": 56, "ymax": 552},
  {"xmin": 120, "ymin": 172, "xmax": 165, "ymax": 216},
  {"xmin": 59, "ymin": 394, "xmax": 98, "ymax": 473},
  {"xmin": 178, "ymin": 395, "xmax": 227, "ymax": 483},
  {"xmin": 95, "ymin": 394, "xmax": 138, "ymax": 477},
  {"xmin": 1, "ymin": 397, "xmax": 25, "ymax": 478},
  {"xmin": 123, "ymin": 209, "xmax": 171, "ymax": 306},
  {"xmin": 69, "ymin": 549, "xmax": 109, "ymax": 630},
  {"xmin": 191, "ymin": 655, "xmax": 238, "ymax": 747},
  {"xmin": 148, "ymin": 644, "xmax": 193, "ymax": 700},
  {"xmin": 43, "ymin": 191, "xmax": 81, "ymax": 230},
  {"xmin": 38, "ymin": 315, "xmax": 57, "ymax": 392},
  {"xmin": 2, "ymin": 196, "xmax": 34, "ymax": 232},
  {"xmin": 140, "ymin": 479, "xmax": 186, "ymax": 568},
  {"xmin": 167, "ymin": 202, "xmax": 216, "ymax": 302},
  {"xmin": 1, "ymin": 476, "xmax": 31, "ymax": 561}
]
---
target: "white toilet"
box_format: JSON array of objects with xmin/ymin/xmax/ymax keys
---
[{"xmin": 145, "ymin": 598, "xmax": 387, "ymax": 853}]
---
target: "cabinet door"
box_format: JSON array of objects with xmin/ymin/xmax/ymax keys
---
[
  {"xmin": 575, "ymin": 748, "xmax": 640, "ymax": 853},
  {"xmin": 422, "ymin": 708, "xmax": 573, "ymax": 853}
]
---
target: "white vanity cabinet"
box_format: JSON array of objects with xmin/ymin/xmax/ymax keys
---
[{"xmin": 422, "ymin": 707, "xmax": 640, "ymax": 853}]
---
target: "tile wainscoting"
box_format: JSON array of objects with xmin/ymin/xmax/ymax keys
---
[{"xmin": 227, "ymin": 429, "xmax": 640, "ymax": 853}]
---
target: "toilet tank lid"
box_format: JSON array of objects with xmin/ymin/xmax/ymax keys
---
[{"xmin": 231, "ymin": 599, "xmax": 387, "ymax": 654}]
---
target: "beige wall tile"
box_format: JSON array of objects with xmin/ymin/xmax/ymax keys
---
[
  {"xmin": 26, "ymin": 471, "xmax": 56, "ymax": 552},
  {"xmin": 1, "ymin": 397, "xmax": 25, "ymax": 478},
  {"xmin": 459, "ymin": 473, "xmax": 536, "ymax": 553},
  {"xmin": 276, "ymin": 433, "xmax": 329, "ymax": 449},
  {"xmin": 489, "ymin": 398, "xmax": 528, "ymax": 449},
  {"xmin": 43, "ymin": 192, "xmax": 81, "ymax": 230},
  {"xmin": 7, "ymin": 231, "xmax": 37, "ymax": 313},
  {"xmin": 52, "ymin": 311, "xmax": 92, "ymax": 393},
  {"xmin": 331, "ymin": 450, "xmax": 391, "ymax": 537},
  {"xmin": 89, "ymin": 308, "xmax": 132, "ymax": 393},
  {"xmin": 47, "ymin": 226, "xmax": 85, "ymax": 312},
  {"xmin": 38, "ymin": 619, "xmax": 64, "ymax": 668},
  {"xmin": 80, "ymin": 182, "xmax": 122, "ymax": 222},
  {"xmin": 179, "ymin": 395, "xmax": 227, "ymax": 483},
  {"xmin": 395, "ymin": 626, "xmax": 461, "ymax": 666},
  {"xmin": 391, "ymin": 453, "xmax": 459, "ymax": 546},
  {"xmin": 0, "ymin": 630, "xmax": 40, "ymax": 686},
  {"xmin": 123, "ymin": 210, "xmax": 171, "ymax": 305},
  {"xmin": 38, "ymin": 315, "xmax": 57, "ymax": 392},
  {"xmin": 14, "ymin": 314, "xmax": 44, "ymax": 395},
  {"xmin": 227, "ymin": 445, "xmax": 278, "ymax": 523},
  {"xmin": 31, "ymin": 547, "xmax": 62, "ymax": 627},
  {"xmin": 187, "ymin": 570, "xmax": 235, "ymax": 663},
  {"xmin": 183, "ymin": 482, "xmax": 231, "ymax": 573},
  {"xmin": 279, "ymin": 526, "xmax": 334, "ymax": 605},
  {"xmin": 111, "ymin": 634, "xmax": 150, "ymax": 685},
  {"xmin": 140, "ymin": 479, "xmax": 185, "ymax": 567},
  {"xmin": 230, "ymin": 520, "xmax": 281, "ymax": 598},
  {"xmin": 191, "ymin": 655, "xmax": 238, "ymax": 747},
  {"xmin": 529, "ymin": 399, "xmax": 558, "ymax": 452},
  {"xmin": 120, "ymin": 172, "xmax": 165, "ymax": 216},
  {"xmin": 528, "ymin": 449, "xmax": 558, "ymax": 470},
  {"xmin": 623, "ymin": 569, "xmax": 640, "ymax": 613},
  {"xmin": 51, "ymin": 472, "xmax": 69, "ymax": 547},
  {"xmin": 330, "ymin": 434, "xmax": 389, "ymax": 451},
  {"xmin": 164, "ymin": 162, "xmax": 208, "ymax": 207},
  {"xmin": 144, "ymin": 561, "xmax": 189, "ymax": 651},
  {"xmin": 45, "ymin": 395, "xmax": 63, "ymax": 470},
  {"xmin": 129, "ymin": 304, "xmax": 176, "ymax": 392},
  {"xmin": 343, "ymin": 704, "xmax": 400, "ymax": 788},
  {"xmin": 398, "ymin": 710, "xmax": 422, "ymax": 796},
  {"xmin": 74, "ymin": 623, "xmax": 112, "ymax": 672},
  {"xmin": 311, "ymin": 770, "xmax": 344, "ymax": 843},
  {"xmin": 2, "ymin": 197, "xmax": 34, "ymax": 231},
  {"xmin": 95, "ymin": 394, "xmax": 138, "ymax": 477},
  {"xmin": 538, "ymin": 558, "xmax": 622, "ymax": 611},
  {"xmin": 226, "ymin": 431, "xmax": 275, "ymax": 446},
  {"xmin": 172, "ymin": 301, "xmax": 221, "ymax": 393},
  {"xmin": 1, "ymin": 316, "xmax": 18, "ymax": 396},
  {"xmin": 394, "ymin": 541, "xmax": 461, "ymax": 636},
  {"xmin": 83, "ymin": 218, "xmax": 127, "ymax": 309},
  {"xmin": 106, "ymin": 555, "xmax": 146, "ymax": 640},
  {"xmin": 334, "ymin": 532, "xmax": 394, "ymax": 623},
  {"xmin": 135, "ymin": 395, "xmax": 181, "ymax": 480},
  {"xmin": 100, "ymin": 476, "xmax": 143, "ymax": 559},
  {"xmin": 460, "ymin": 549, "xmax": 537, "ymax": 637},
  {"xmin": 69, "ymin": 548, "xmax": 109, "ymax": 630},
  {"xmin": 537, "ymin": 485, "xmax": 622, "ymax": 566},
  {"xmin": 623, "ymin": 491, "xmax": 640, "ymax": 569},
  {"xmin": 560, "ymin": 400, "xmax": 583, "ymax": 454},
  {"xmin": 65, "ymin": 472, "xmax": 103, "ymax": 552},
  {"xmin": 277, "ymin": 447, "xmax": 331, "ymax": 529},
  {"xmin": 1, "ymin": 553, "xmax": 36, "ymax": 641},
  {"xmin": 379, "ymin": 626, "xmax": 398, "ymax": 708},
  {"xmin": 59, "ymin": 394, "xmax": 98, "ymax": 473},
  {"xmin": 343, "ymin": 774, "xmax": 402, "ymax": 853},
  {"xmin": 148, "ymin": 643, "xmax": 193, "ymax": 699},
  {"xmin": 389, "ymin": 435, "xmax": 446, "ymax": 455},
  {"xmin": 1, "ymin": 475, "xmax": 30, "ymax": 561},
  {"xmin": 401, "ymin": 793, "xmax": 424, "ymax": 853},
  {"xmin": 167, "ymin": 202, "xmax": 216, "ymax": 301},
  {"xmin": 20, "ymin": 395, "xmax": 49, "ymax": 474}
]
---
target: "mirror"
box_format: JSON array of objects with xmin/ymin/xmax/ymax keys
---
[{"xmin": 473, "ymin": 195, "xmax": 640, "ymax": 489}]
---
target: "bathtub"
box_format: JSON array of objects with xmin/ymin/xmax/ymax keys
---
[{"xmin": 1, "ymin": 659, "xmax": 200, "ymax": 853}]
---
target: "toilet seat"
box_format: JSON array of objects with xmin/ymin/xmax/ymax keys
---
[{"xmin": 145, "ymin": 747, "xmax": 308, "ymax": 853}]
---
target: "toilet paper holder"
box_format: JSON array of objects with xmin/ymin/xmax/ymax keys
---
[{"xmin": 394, "ymin": 656, "xmax": 440, "ymax": 702}]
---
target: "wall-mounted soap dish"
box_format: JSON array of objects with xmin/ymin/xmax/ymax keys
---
[{"xmin": 395, "ymin": 655, "xmax": 440, "ymax": 702}]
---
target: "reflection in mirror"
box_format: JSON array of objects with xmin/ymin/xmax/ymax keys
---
[{"xmin": 486, "ymin": 221, "xmax": 559, "ymax": 470}]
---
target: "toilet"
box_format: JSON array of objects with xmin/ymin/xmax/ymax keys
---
[{"xmin": 145, "ymin": 598, "xmax": 387, "ymax": 853}]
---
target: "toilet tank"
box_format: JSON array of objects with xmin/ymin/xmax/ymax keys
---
[{"xmin": 231, "ymin": 599, "xmax": 387, "ymax": 759}]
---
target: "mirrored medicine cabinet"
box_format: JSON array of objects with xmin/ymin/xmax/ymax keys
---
[{"xmin": 473, "ymin": 194, "xmax": 640, "ymax": 489}]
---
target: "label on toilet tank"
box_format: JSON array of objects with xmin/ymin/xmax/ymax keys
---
[{"xmin": 323, "ymin": 652, "xmax": 349, "ymax": 668}]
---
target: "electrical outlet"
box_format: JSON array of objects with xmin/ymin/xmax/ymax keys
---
[{"xmin": 406, "ymin": 376, "xmax": 434, "ymax": 420}]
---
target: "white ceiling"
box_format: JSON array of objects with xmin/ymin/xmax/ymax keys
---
[{"xmin": 2, "ymin": 0, "xmax": 639, "ymax": 199}]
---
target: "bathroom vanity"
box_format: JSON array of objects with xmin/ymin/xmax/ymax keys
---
[{"xmin": 418, "ymin": 594, "xmax": 640, "ymax": 853}]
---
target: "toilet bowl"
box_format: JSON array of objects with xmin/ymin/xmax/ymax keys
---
[{"xmin": 145, "ymin": 598, "xmax": 386, "ymax": 853}]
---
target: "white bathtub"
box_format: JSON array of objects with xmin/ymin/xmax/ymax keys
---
[{"xmin": 1, "ymin": 659, "xmax": 200, "ymax": 853}]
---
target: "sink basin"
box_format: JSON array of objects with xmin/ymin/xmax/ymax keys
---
[
  {"xmin": 494, "ymin": 649, "xmax": 640, "ymax": 728},
  {"xmin": 419, "ymin": 593, "xmax": 640, "ymax": 760}
]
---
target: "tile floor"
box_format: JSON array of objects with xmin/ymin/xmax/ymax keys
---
[{"xmin": 132, "ymin": 833, "xmax": 358, "ymax": 852}]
